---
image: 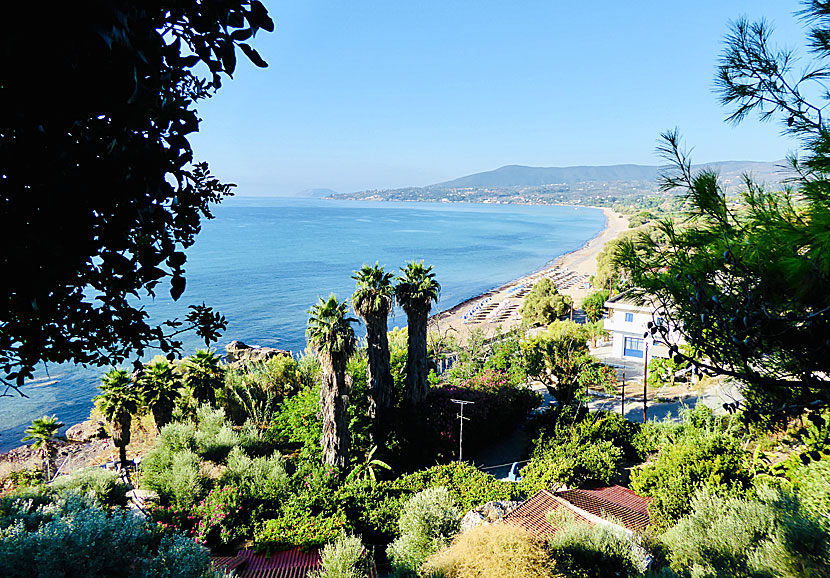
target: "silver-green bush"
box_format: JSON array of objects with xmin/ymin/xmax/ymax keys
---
[
  {"xmin": 662, "ymin": 488, "xmax": 830, "ymax": 578},
  {"xmin": 310, "ymin": 533, "xmax": 372, "ymax": 578},
  {"xmin": 0, "ymin": 492, "xmax": 213, "ymax": 578},
  {"xmin": 387, "ymin": 486, "xmax": 460, "ymax": 577}
]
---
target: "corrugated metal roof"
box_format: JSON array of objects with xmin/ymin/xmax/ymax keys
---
[
  {"xmin": 502, "ymin": 489, "xmax": 589, "ymax": 537},
  {"xmin": 503, "ymin": 485, "xmax": 652, "ymax": 538},
  {"xmin": 211, "ymin": 547, "xmax": 377, "ymax": 578},
  {"xmin": 557, "ymin": 485, "xmax": 651, "ymax": 532},
  {"xmin": 211, "ymin": 547, "xmax": 321, "ymax": 578}
]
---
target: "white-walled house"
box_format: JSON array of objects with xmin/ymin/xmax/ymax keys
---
[{"xmin": 603, "ymin": 291, "xmax": 682, "ymax": 361}]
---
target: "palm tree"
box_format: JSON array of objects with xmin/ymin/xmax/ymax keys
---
[
  {"xmin": 137, "ymin": 357, "xmax": 181, "ymax": 430},
  {"xmin": 182, "ymin": 349, "xmax": 225, "ymax": 406},
  {"xmin": 22, "ymin": 415, "xmax": 64, "ymax": 480},
  {"xmin": 307, "ymin": 294, "xmax": 357, "ymax": 469},
  {"xmin": 96, "ymin": 369, "xmax": 140, "ymax": 470},
  {"xmin": 352, "ymin": 263, "xmax": 395, "ymax": 424},
  {"xmin": 395, "ymin": 261, "xmax": 441, "ymax": 405}
]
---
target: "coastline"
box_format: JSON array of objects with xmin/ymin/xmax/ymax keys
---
[
  {"xmin": 2, "ymin": 204, "xmax": 623, "ymax": 461},
  {"xmin": 431, "ymin": 207, "xmax": 628, "ymax": 342}
]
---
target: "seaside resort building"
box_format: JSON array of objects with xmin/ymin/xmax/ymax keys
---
[{"xmin": 603, "ymin": 290, "xmax": 682, "ymax": 362}]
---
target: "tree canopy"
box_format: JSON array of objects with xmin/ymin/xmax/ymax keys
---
[
  {"xmin": 1, "ymin": 2, "xmax": 273, "ymax": 393},
  {"xmin": 520, "ymin": 278, "xmax": 572, "ymax": 326},
  {"xmin": 615, "ymin": 4, "xmax": 830, "ymax": 417}
]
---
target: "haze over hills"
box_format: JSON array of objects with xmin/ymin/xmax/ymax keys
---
[
  {"xmin": 297, "ymin": 187, "xmax": 339, "ymax": 198},
  {"xmin": 332, "ymin": 160, "xmax": 793, "ymax": 205},
  {"xmin": 432, "ymin": 160, "xmax": 789, "ymax": 189}
]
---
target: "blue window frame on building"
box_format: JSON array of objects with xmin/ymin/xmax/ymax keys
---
[
  {"xmin": 624, "ymin": 312, "xmax": 634, "ymax": 322},
  {"xmin": 624, "ymin": 337, "xmax": 644, "ymax": 358}
]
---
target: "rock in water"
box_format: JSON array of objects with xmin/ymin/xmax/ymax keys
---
[{"xmin": 225, "ymin": 340, "xmax": 291, "ymax": 365}]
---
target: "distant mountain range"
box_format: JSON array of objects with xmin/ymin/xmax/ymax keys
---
[
  {"xmin": 332, "ymin": 160, "xmax": 793, "ymax": 205},
  {"xmin": 433, "ymin": 160, "xmax": 790, "ymax": 189}
]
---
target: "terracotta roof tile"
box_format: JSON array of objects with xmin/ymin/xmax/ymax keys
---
[
  {"xmin": 211, "ymin": 547, "xmax": 377, "ymax": 578},
  {"xmin": 504, "ymin": 485, "xmax": 653, "ymax": 539},
  {"xmin": 211, "ymin": 548, "xmax": 321, "ymax": 578},
  {"xmin": 503, "ymin": 489, "xmax": 590, "ymax": 537},
  {"xmin": 556, "ymin": 485, "xmax": 652, "ymax": 532}
]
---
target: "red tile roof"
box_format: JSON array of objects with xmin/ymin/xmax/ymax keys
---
[
  {"xmin": 557, "ymin": 485, "xmax": 651, "ymax": 532},
  {"xmin": 211, "ymin": 547, "xmax": 378, "ymax": 578},
  {"xmin": 502, "ymin": 489, "xmax": 589, "ymax": 537},
  {"xmin": 212, "ymin": 548, "xmax": 321, "ymax": 578},
  {"xmin": 503, "ymin": 485, "xmax": 652, "ymax": 537}
]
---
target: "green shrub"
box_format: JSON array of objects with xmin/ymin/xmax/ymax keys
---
[
  {"xmin": 193, "ymin": 485, "xmax": 244, "ymax": 551},
  {"xmin": 194, "ymin": 405, "xmax": 239, "ymax": 461},
  {"xmin": 0, "ymin": 488, "xmax": 73, "ymax": 532},
  {"xmin": 581, "ymin": 290, "xmax": 610, "ymax": 323},
  {"xmin": 630, "ymin": 428, "xmax": 750, "ymax": 529},
  {"xmin": 270, "ymin": 381, "xmax": 322, "ymax": 459},
  {"xmin": 0, "ymin": 492, "xmax": 212, "ymax": 578},
  {"xmin": 547, "ymin": 513, "xmax": 645, "ymax": 578},
  {"xmin": 254, "ymin": 511, "xmax": 347, "ymax": 553},
  {"xmin": 152, "ymin": 421, "xmax": 198, "ymax": 454},
  {"xmin": 392, "ymin": 462, "xmax": 519, "ymax": 514},
  {"xmin": 522, "ymin": 408, "xmax": 630, "ymax": 494},
  {"xmin": 309, "ymin": 533, "xmax": 373, "ymax": 578},
  {"xmin": 387, "ymin": 487, "xmax": 460, "ymax": 577},
  {"xmin": 794, "ymin": 459, "xmax": 830, "ymax": 526},
  {"xmin": 238, "ymin": 418, "xmax": 275, "ymax": 457},
  {"xmin": 662, "ymin": 488, "xmax": 830, "ymax": 578},
  {"xmin": 51, "ymin": 468, "xmax": 130, "ymax": 508},
  {"xmin": 221, "ymin": 446, "xmax": 288, "ymax": 503},
  {"xmin": 519, "ymin": 437, "xmax": 623, "ymax": 495},
  {"xmin": 333, "ymin": 479, "xmax": 403, "ymax": 545},
  {"xmin": 142, "ymin": 448, "xmax": 207, "ymax": 509}
]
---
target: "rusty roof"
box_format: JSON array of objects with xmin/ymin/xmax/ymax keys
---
[
  {"xmin": 211, "ymin": 547, "xmax": 377, "ymax": 578},
  {"xmin": 211, "ymin": 548, "xmax": 321, "ymax": 578},
  {"xmin": 557, "ymin": 485, "xmax": 651, "ymax": 532},
  {"xmin": 503, "ymin": 485, "xmax": 652, "ymax": 538},
  {"xmin": 502, "ymin": 489, "xmax": 589, "ymax": 537}
]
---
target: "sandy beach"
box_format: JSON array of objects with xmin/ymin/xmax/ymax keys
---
[{"xmin": 430, "ymin": 207, "xmax": 629, "ymax": 344}]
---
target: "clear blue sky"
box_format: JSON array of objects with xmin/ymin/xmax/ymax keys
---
[{"xmin": 190, "ymin": 1, "xmax": 811, "ymax": 195}]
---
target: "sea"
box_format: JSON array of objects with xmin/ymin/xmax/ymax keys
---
[{"xmin": 0, "ymin": 197, "xmax": 605, "ymax": 452}]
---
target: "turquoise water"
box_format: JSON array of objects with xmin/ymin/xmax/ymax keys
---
[{"xmin": 0, "ymin": 198, "xmax": 605, "ymax": 452}]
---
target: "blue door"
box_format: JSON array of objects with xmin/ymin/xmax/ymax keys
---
[{"xmin": 624, "ymin": 337, "xmax": 644, "ymax": 358}]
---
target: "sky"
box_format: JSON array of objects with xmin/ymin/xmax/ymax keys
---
[{"xmin": 189, "ymin": 1, "xmax": 813, "ymax": 195}]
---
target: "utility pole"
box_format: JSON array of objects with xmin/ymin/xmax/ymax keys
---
[
  {"xmin": 451, "ymin": 399, "xmax": 474, "ymax": 462},
  {"xmin": 643, "ymin": 341, "xmax": 649, "ymax": 423},
  {"xmin": 621, "ymin": 366, "xmax": 626, "ymax": 417}
]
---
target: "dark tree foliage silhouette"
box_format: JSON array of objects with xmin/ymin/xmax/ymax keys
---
[
  {"xmin": 352, "ymin": 263, "xmax": 395, "ymax": 425},
  {"xmin": 614, "ymin": 3, "xmax": 830, "ymax": 418},
  {"xmin": 395, "ymin": 262, "xmax": 441, "ymax": 405},
  {"xmin": 0, "ymin": 2, "xmax": 273, "ymax": 394}
]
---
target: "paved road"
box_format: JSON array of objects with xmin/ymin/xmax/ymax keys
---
[
  {"xmin": 472, "ymin": 380, "xmax": 744, "ymax": 480},
  {"xmin": 585, "ymin": 379, "xmax": 744, "ymax": 423}
]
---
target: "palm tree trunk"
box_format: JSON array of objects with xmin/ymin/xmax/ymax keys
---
[
  {"xmin": 405, "ymin": 307, "xmax": 430, "ymax": 405},
  {"xmin": 42, "ymin": 444, "xmax": 52, "ymax": 481},
  {"xmin": 152, "ymin": 400, "xmax": 174, "ymax": 431},
  {"xmin": 365, "ymin": 314, "xmax": 393, "ymax": 421},
  {"xmin": 110, "ymin": 412, "xmax": 133, "ymax": 470},
  {"xmin": 320, "ymin": 354, "xmax": 350, "ymax": 469}
]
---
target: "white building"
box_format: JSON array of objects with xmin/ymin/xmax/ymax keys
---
[{"xmin": 603, "ymin": 291, "xmax": 681, "ymax": 361}]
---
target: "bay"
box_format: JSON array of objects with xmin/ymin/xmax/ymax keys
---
[{"xmin": 0, "ymin": 198, "xmax": 605, "ymax": 452}]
